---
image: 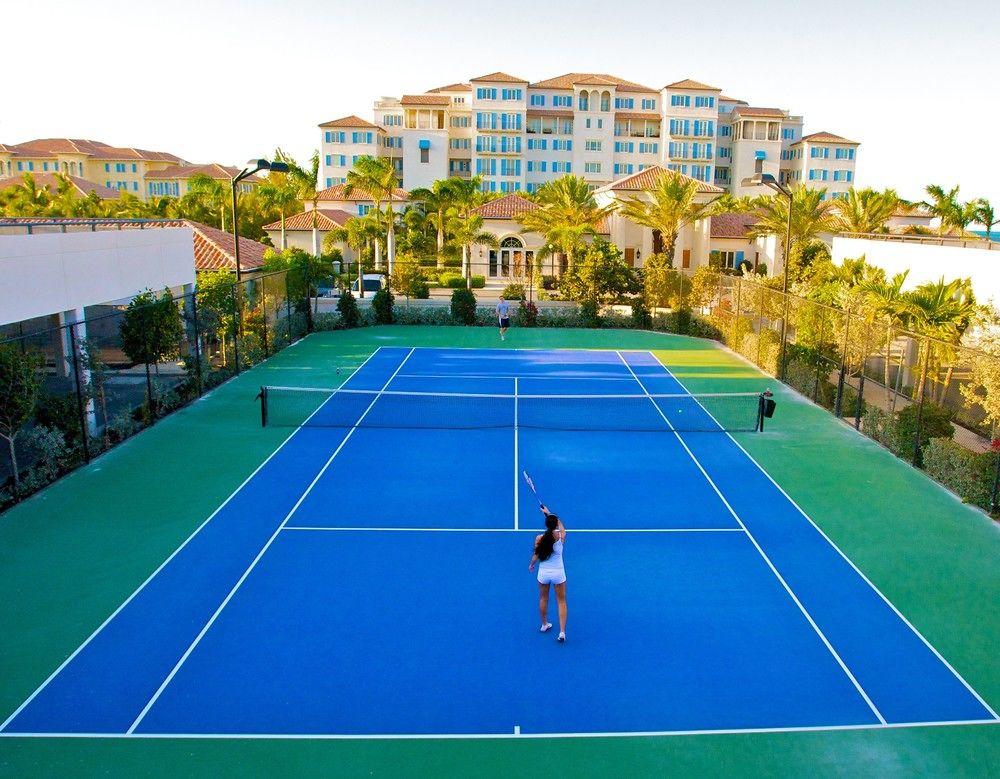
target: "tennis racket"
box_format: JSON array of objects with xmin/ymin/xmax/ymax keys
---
[{"xmin": 522, "ymin": 470, "xmax": 544, "ymax": 508}]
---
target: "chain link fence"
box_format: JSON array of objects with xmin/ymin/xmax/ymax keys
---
[{"xmin": 1, "ymin": 268, "xmax": 309, "ymax": 511}]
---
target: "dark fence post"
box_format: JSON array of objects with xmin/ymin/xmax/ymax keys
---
[
  {"xmin": 191, "ymin": 289, "xmax": 203, "ymax": 396},
  {"xmin": 261, "ymin": 281, "xmax": 270, "ymax": 359},
  {"xmin": 778, "ymin": 285, "xmax": 790, "ymax": 382},
  {"xmin": 990, "ymin": 449, "xmax": 1000, "ymax": 514},
  {"xmin": 68, "ymin": 322, "xmax": 91, "ymax": 464},
  {"xmin": 232, "ymin": 282, "xmax": 242, "ymax": 375},
  {"xmin": 834, "ymin": 309, "xmax": 850, "ymax": 417},
  {"xmin": 285, "ymin": 273, "xmax": 293, "ymax": 344},
  {"xmin": 854, "ymin": 371, "xmax": 866, "ymax": 429},
  {"xmin": 912, "ymin": 337, "xmax": 929, "ymax": 466}
]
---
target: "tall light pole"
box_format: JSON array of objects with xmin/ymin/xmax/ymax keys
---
[
  {"xmin": 232, "ymin": 158, "xmax": 290, "ymax": 281},
  {"xmin": 742, "ymin": 157, "xmax": 793, "ymax": 380}
]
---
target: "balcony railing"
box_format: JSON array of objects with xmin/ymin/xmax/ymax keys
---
[{"xmin": 840, "ymin": 233, "xmax": 999, "ymax": 251}]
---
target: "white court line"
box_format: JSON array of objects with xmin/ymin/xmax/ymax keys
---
[
  {"xmin": 125, "ymin": 348, "xmax": 417, "ymax": 735},
  {"xmin": 0, "ymin": 348, "xmax": 384, "ymax": 735},
  {"xmin": 1, "ymin": 717, "xmax": 996, "ymax": 740},
  {"xmin": 652, "ymin": 354, "xmax": 1000, "ymax": 722},
  {"xmin": 615, "ymin": 351, "xmax": 887, "ymax": 725},
  {"xmin": 281, "ymin": 526, "xmax": 744, "ymax": 533},
  {"xmin": 513, "ymin": 376, "xmax": 519, "ymax": 531},
  {"xmin": 394, "ymin": 373, "xmax": 643, "ymax": 381}
]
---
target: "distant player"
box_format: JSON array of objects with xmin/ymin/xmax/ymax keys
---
[
  {"xmin": 496, "ymin": 295, "xmax": 511, "ymax": 340},
  {"xmin": 528, "ymin": 504, "xmax": 567, "ymax": 642}
]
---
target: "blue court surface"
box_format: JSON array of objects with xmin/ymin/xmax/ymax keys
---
[{"xmin": 2, "ymin": 347, "xmax": 995, "ymax": 738}]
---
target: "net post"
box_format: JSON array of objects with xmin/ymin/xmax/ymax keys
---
[
  {"xmin": 260, "ymin": 386, "xmax": 268, "ymax": 427},
  {"xmin": 757, "ymin": 392, "xmax": 766, "ymax": 432}
]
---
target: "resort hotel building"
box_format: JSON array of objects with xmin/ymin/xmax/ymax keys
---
[{"xmin": 317, "ymin": 72, "xmax": 859, "ymax": 199}]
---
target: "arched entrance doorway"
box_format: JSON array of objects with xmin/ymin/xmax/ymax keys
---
[{"xmin": 489, "ymin": 236, "xmax": 534, "ymax": 279}]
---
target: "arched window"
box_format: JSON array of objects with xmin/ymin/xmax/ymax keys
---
[
  {"xmin": 500, "ymin": 236, "xmax": 523, "ymax": 248},
  {"xmin": 600, "ymin": 90, "xmax": 611, "ymax": 112},
  {"xmin": 578, "ymin": 91, "xmax": 589, "ymax": 111}
]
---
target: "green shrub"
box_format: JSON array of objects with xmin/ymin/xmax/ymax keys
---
[
  {"xmin": 501, "ymin": 283, "xmax": 526, "ymax": 300},
  {"xmin": 923, "ymin": 438, "xmax": 998, "ymax": 510},
  {"xmin": 439, "ymin": 273, "xmax": 466, "ymax": 289},
  {"xmin": 579, "ymin": 299, "xmax": 602, "ymax": 328},
  {"xmin": 896, "ymin": 402, "xmax": 954, "ymax": 465},
  {"xmin": 540, "ymin": 275, "xmax": 558, "ymax": 290},
  {"xmin": 739, "ymin": 328, "xmax": 781, "ymax": 375},
  {"xmin": 442, "ymin": 257, "xmax": 462, "ymax": 268},
  {"xmin": 516, "ymin": 300, "xmax": 538, "ymax": 327},
  {"xmin": 34, "ymin": 393, "xmax": 83, "ymax": 445},
  {"xmin": 470, "ymin": 275, "xmax": 486, "ymax": 289},
  {"xmin": 372, "ymin": 287, "xmax": 394, "ymax": 324},
  {"xmin": 630, "ymin": 297, "xmax": 652, "ymax": 329},
  {"xmin": 336, "ymin": 290, "xmax": 360, "ymax": 328},
  {"xmin": 686, "ymin": 315, "xmax": 723, "ymax": 341},
  {"xmin": 450, "ymin": 288, "xmax": 477, "ymax": 324},
  {"xmin": 392, "ymin": 306, "xmax": 454, "ymax": 326}
]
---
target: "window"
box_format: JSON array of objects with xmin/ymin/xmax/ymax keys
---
[
  {"xmin": 325, "ymin": 177, "xmax": 332, "ymax": 188},
  {"xmin": 638, "ymin": 142, "xmax": 658, "ymax": 154},
  {"xmin": 451, "ymin": 115, "xmax": 471, "ymax": 128},
  {"xmin": 527, "ymin": 138, "xmax": 548, "ymax": 150},
  {"xmin": 692, "ymin": 120, "xmax": 715, "ymax": 137},
  {"xmin": 104, "ymin": 163, "xmax": 111, "ymax": 172},
  {"xmin": 667, "ymin": 163, "xmax": 688, "ymax": 174},
  {"xmin": 553, "ymin": 95, "xmax": 572, "ymax": 107},
  {"xmin": 709, "ymin": 250, "xmax": 745, "ymax": 270},
  {"xmin": 384, "ymin": 137, "xmax": 402, "ymax": 149},
  {"xmin": 670, "ymin": 94, "xmax": 691, "ymax": 107},
  {"xmin": 669, "ymin": 119, "xmax": 691, "ymax": 136},
  {"xmin": 553, "ymin": 139, "xmax": 572, "ymax": 151},
  {"xmin": 501, "ymin": 88, "xmax": 523, "ymax": 100},
  {"xmin": 694, "ymin": 96, "xmax": 715, "ymax": 108},
  {"xmin": 690, "ymin": 164, "xmax": 711, "ymax": 181},
  {"xmin": 835, "ymin": 147, "xmax": 856, "ymax": 160},
  {"xmin": 833, "ymin": 169, "xmax": 853, "ymax": 182},
  {"xmin": 715, "ymin": 167, "xmax": 730, "ymax": 183},
  {"xmin": 530, "ymin": 94, "xmax": 545, "ymax": 106},
  {"xmin": 527, "ymin": 160, "xmax": 549, "ymax": 173},
  {"xmin": 719, "ymin": 125, "xmax": 731, "ymax": 137},
  {"xmin": 585, "ymin": 139, "xmax": 602, "ymax": 151},
  {"xmin": 561, "ymin": 120, "xmax": 574, "ymax": 134},
  {"xmin": 579, "ymin": 92, "xmax": 589, "ymax": 111},
  {"xmin": 597, "ymin": 118, "xmax": 603, "ymax": 129},
  {"xmin": 358, "ymin": 204, "xmax": 372, "ymax": 215},
  {"xmin": 420, "ymin": 147, "xmax": 429, "ymax": 163},
  {"xmin": 351, "ymin": 131, "xmax": 374, "ymax": 144},
  {"xmin": 810, "ymin": 146, "xmax": 830, "ymax": 159},
  {"xmin": 782, "ymin": 128, "xmax": 795, "ymax": 140},
  {"xmin": 584, "ymin": 162, "xmax": 601, "ymax": 174},
  {"xmin": 718, "ymin": 146, "xmax": 730, "ymax": 159},
  {"xmin": 131, "ymin": 163, "xmax": 138, "ymax": 172},
  {"xmin": 450, "ymin": 159, "xmax": 471, "ymax": 173},
  {"xmin": 641, "ymin": 98, "xmax": 656, "ymax": 110},
  {"xmin": 383, "ymin": 114, "xmax": 402, "ymax": 126},
  {"xmin": 614, "ymin": 97, "xmax": 634, "ymax": 109},
  {"xmin": 42, "ymin": 162, "xmax": 49, "ymax": 171},
  {"xmin": 614, "ymin": 141, "xmax": 634, "ymax": 153},
  {"xmin": 476, "ymin": 158, "xmax": 497, "ymax": 175},
  {"xmin": 613, "ymin": 163, "xmax": 634, "ymax": 175},
  {"xmin": 808, "ymin": 169, "xmax": 830, "ymax": 181},
  {"xmin": 552, "ymin": 161, "xmax": 571, "ymax": 173},
  {"xmin": 132, "ymin": 182, "xmax": 138, "ymax": 191},
  {"xmin": 325, "ymin": 130, "xmax": 346, "ymax": 143},
  {"xmin": 450, "ymin": 138, "xmax": 471, "ymax": 150},
  {"xmin": 476, "ymin": 87, "xmax": 498, "ymax": 100}
]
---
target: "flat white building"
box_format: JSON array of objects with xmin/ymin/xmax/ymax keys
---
[{"xmin": 318, "ymin": 72, "xmax": 859, "ymax": 198}]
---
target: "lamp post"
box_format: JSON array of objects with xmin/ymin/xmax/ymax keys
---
[
  {"xmin": 232, "ymin": 158, "xmax": 290, "ymax": 282},
  {"xmin": 742, "ymin": 159, "xmax": 793, "ymax": 380}
]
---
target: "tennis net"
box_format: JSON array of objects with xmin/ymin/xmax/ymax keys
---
[{"xmin": 259, "ymin": 385, "xmax": 768, "ymax": 433}]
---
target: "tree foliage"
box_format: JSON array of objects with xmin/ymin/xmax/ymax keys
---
[
  {"xmin": 0, "ymin": 344, "xmax": 44, "ymax": 486},
  {"xmin": 558, "ymin": 239, "xmax": 639, "ymax": 304}
]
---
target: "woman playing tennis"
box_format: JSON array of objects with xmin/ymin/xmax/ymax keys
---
[{"xmin": 528, "ymin": 503, "xmax": 567, "ymax": 642}]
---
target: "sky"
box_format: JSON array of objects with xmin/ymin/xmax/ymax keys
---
[{"xmin": 5, "ymin": 0, "xmax": 999, "ymax": 223}]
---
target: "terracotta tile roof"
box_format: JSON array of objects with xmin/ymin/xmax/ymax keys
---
[
  {"xmin": 526, "ymin": 109, "xmax": 574, "ymax": 119},
  {"xmin": 891, "ymin": 203, "xmax": 933, "ymax": 219},
  {"xmin": 469, "ymin": 71, "xmax": 528, "ymax": 83},
  {"xmin": 1, "ymin": 138, "xmax": 183, "ymax": 163},
  {"xmin": 400, "ymin": 94, "xmax": 451, "ymax": 106},
  {"xmin": 471, "ymin": 193, "xmax": 538, "ymax": 219},
  {"xmin": 316, "ymin": 182, "xmax": 410, "ymax": 202},
  {"xmin": 264, "ymin": 208, "xmax": 354, "ymax": 231},
  {"xmin": 720, "ymin": 95, "xmax": 748, "ymax": 105},
  {"xmin": 599, "ymin": 164, "xmax": 724, "ymax": 195},
  {"xmin": 732, "ymin": 106, "xmax": 787, "ymax": 118},
  {"xmin": 0, "ymin": 172, "xmax": 120, "ymax": 199},
  {"xmin": 793, "ymin": 131, "xmax": 859, "ymax": 146},
  {"xmin": 595, "ymin": 216, "xmax": 611, "ymax": 235},
  {"xmin": 318, "ymin": 115, "xmax": 382, "ymax": 129},
  {"xmin": 664, "ymin": 79, "xmax": 721, "ymax": 91},
  {"xmin": 181, "ymin": 220, "xmax": 271, "ymax": 272},
  {"xmin": 529, "ymin": 73, "xmax": 657, "ymax": 93},
  {"xmin": 428, "ymin": 82, "xmax": 472, "ymax": 93},
  {"xmin": 614, "ymin": 111, "xmax": 660, "ymax": 122},
  {"xmin": 144, "ymin": 162, "xmax": 262, "ymax": 181},
  {"xmin": 710, "ymin": 213, "xmax": 759, "ymax": 238}
]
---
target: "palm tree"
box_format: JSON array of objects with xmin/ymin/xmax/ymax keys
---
[
  {"xmin": 830, "ymin": 188, "xmax": 900, "ymax": 234},
  {"xmin": 617, "ymin": 171, "xmax": 720, "ymax": 267},
  {"xmin": 972, "ymin": 198, "xmax": 996, "ymax": 240},
  {"xmin": 858, "ymin": 271, "xmax": 915, "ymax": 405},
  {"xmin": 2, "ymin": 174, "xmax": 51, "ymax": 216},
  {"xmin": 747, "ymin": 186, "xmax": 836, "ymax": 279},
  {"xmin": 326, "ymin": 215, "xmax": 382, "ymax": 298},
  {"xmin": 280, "ymin": 149, "xmax": 321, "ymax": 255},
  {"xmin": 920, "ymin": 184, "xmax": 965, "ymax": 235},
  {"xmin": 410, "ymin": 179, "xmax": 457, "ymax": 262},
  {"xmin": 516, "ymin": 175, "xmax": 614, "ymax": 272},
  {"xmin": 906, "ymin": 277, "xmax": 978, "ymax": 404},
  {"xmin": 258, "ymin": 175, "xmax": 301, "ymax": 251},
  {"xmin": 446, "ymin": 212, "xmax": 498, "ymax": 287},
  {"xmin": 345, "ymin": 156, "xmax": 399, "ymax": 273},
  {"xmin": 184, "ymin": 174, "xmax": 230, "ymax": 231}
]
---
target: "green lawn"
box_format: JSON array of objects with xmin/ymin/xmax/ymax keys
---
[{"xmin": 1, "ymin": 326, "xmax": 997, "ymax": 777}]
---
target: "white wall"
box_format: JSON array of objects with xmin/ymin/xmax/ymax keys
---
[
  {"xmin": 0, "ymin": 227, "xmax": 196, "ymax": 325},
  {"xmin": 832, "ymin": 236, "xmax": 1000, "ymax": 306}
]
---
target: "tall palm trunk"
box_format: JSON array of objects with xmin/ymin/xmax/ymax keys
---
[{"xmin": 462, "ymin": 244, "xmax": 469, "ymax": 286}]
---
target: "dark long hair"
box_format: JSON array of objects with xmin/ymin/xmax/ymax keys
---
[{"xmin": 535, "ymin": 515, "xmax": 559, "ymax": 562}]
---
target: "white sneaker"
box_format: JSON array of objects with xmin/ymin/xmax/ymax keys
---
[
  {"xmin": 557, "ymin": 632, "xmax": 566, "ymax": 643},
  {"xmin": 540, "ymin": 622, "xmax": 552, "ymax": 633}
]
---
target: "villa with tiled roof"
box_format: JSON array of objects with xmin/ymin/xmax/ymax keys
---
[
  {"xmin": 0, "ymin": 172, "xmax": 121, "ymax": 200},
  {"xmin": 318, "ymin": 70, "xmax": 859, "ymax": 200}
]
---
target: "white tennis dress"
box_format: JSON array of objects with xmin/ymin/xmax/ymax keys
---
[{"xmin": 537, "ymin": 538, "xmax": 566, "ymax": 585}]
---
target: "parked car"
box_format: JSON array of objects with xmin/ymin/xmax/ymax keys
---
[{"xmin": 352, "ymin": 274, "xmax": 386, "ymax": 294}]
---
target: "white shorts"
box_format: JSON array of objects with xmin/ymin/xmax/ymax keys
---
[{"xmin": 537, "ymin": 567, "xmax": 566, "ymax": 585}]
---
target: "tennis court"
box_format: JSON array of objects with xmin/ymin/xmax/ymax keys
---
[{"xmin": 1, "ymin": 340, "xmax": 995, "ymax": 741}]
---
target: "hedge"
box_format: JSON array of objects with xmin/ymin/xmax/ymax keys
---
[{"xmin": 923, "ymin": 438, "xmax": 998, "ymax": 511}]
